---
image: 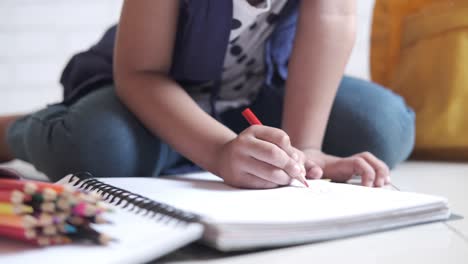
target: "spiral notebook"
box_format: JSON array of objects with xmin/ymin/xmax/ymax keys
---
[{"xmin": 0, "ymin": 172, "xmax": 450, "ymax": 264}]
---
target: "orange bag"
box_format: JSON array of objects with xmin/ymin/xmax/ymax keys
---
[{"xmin": 371, "ymin": 0, "xmax": 468, "ymax": 160}]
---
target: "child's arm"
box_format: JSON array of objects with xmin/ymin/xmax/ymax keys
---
[
  {"xmin": 282, "ymin": 0, "xmax": 390, "ymax": 187},
  {"xmin": 113, "ymin": 1, "xmax": 304, "ymax": 189}
]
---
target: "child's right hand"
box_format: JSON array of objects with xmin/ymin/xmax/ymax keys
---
[{"xmin": 217, "ymin": 126, "xmax": 310, "ymax": 189}]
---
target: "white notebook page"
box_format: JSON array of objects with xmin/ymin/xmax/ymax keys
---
[{"xmin": 97, "ymin": 173, "xmax": 448, "ymax": 224}]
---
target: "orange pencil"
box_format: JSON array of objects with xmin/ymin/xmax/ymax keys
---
[
  {"xmin": 242, "ymin": 108, "xmax": 309, "ymax": 187},
  {"xmin": 0, "ymin": 178, "xmax": 72, "ymax": 195},
  {"xmin": 0, "ymin": 215, "xmax": 38, "ymax": 229},
  {"xmin": 32, "ymin": 180, "xmax": 67, "ymax": 193}
]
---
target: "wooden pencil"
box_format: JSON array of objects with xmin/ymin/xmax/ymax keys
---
[
  {"xmin": 0, "ymin": 179, "xmax": 74, "ymax": 196},
  {"xmin": 0, "ymin": 225, "xmax": 36, "ymax": 240},
  {"xmin": 0, "ymin": 190, "xmax": 31, "ymax": 204},
  {"xmin": 0, "ymin": 202, "xmax": 33, "ymax": 215},
  {"xmin": 0, "ymin": 215, "xmax": 38, "ymax": 229},
  {"xmin": 39, "ymin": 225, "xmax": 57, "ymax": 236},
  {"xmin": 67, "ymin": 214, "xmax": 112, "ymax": 226},
  {"xmin": 72, "ymin": 202, "xmax": 98, "ymax": 217},
  {"xmin": 70, "ymin": 225, "xmax": 116, "ymax": 245},
  {"xmin": 0, "ymin": 178, "xmax": 114, "ymax": 248},
  {"xmin": 0, "ymin": 179, "xmax": 37, "ymax": 195}
]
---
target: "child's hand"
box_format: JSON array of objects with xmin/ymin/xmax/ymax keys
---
[
  {"xmin": 217, "ymin": 126, "xmax": 314, "ymax": 189},
  {"xmin": 301, "ymin": 149, "xmax": 391, "ymax": 187}
]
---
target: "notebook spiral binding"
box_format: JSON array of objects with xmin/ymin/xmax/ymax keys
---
[{"xmin": 66, "ymin": 172, "xmax": 201, "ymax": 225}]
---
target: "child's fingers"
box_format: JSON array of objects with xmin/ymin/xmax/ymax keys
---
[
  {"xmin": 239, "ymin": 172, "xmax": 279, "ymax": 189},
  {"xmin": 248, "ymin": 126, "xmax": 296, "ymax": 159},
  {"xmin": 304, "ymin": 160, "xmax": 323, "ymax": 179},
  {"xmin": 349, "ymin": 157, "xmax": 376, "ymax": 187},
  {"xmin": 355, "ymin": 152, "xmax": 390, "ymax": 187},
  {"xmin": 244, "ymin": 157, "xmax": 292, "ymax": 186},
  {"xmin": 327, "ymin": 157, "xmax": 376, "ymax": 186},
  {"xmin": 246, "ymin": 138, "xmax": 303, "ymax": 180}
]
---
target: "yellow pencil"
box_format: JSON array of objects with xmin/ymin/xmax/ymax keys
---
[{"xmin": 0, "ymin": 202, "xmax": 33, "ymax": 215}]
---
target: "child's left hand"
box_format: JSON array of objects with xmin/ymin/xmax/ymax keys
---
[{"xmin": 292, "ymin": 148, "xmax": 390, "ymax": 187}]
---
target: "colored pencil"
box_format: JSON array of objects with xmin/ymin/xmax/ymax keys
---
[
  {"xmin": 0, "ymin": 179, "xmax": 73, "ymax": 195},
  {"xmin": 40, "ymin": 188, "xmax": 58, "ymax": 201},
  {"xmin": 0, "ymin": 179, "xmax": 37, "ymax": 195},
  {"xmin": 67, "ymin": 215, "xmax": 112, "ymax": 226},
  {"xmin": 25, "ymin": 180, "xmax": 68, "ymax": 194},
  {"xmin": 241, "ymin": 108, "xmax": 309, "ymax": 187},
  {"xmin": 0, "ymin": 225, "xmax": 36, "ymax": 240},
  {"xmin": 40, "ymin": 225, "xmax": 57, "ymax": 236},
  {"xmin": 55, "ymin": 197, "xmax": 71, "ymax": 211},
  {"xmin": 0, "ymin": 203, "xmax": 34, "ymax": 215},
  {"xmin": 58, "ymin": 223, "xmax": 78, "ymax": 234},
  {"xmin": 241, "ymin": 108, "xmax": 263, "ymax": 125},
  {"xmin": 0, "ymin": 178, "xmax": 113, "ymax": 247},
  {"xmin": 70, "ymin": 226, "xmax": 115, "ymax": 245},
  {"xmin": 32, "ymin": 235, "xmax": 73, "ymax": 246},
  {"xmin": 72, "ymin": 202, "xmax": 98, "ymax": 217},
  {"xmin": 34, "ymin": 213, "xmax": 53, "ymax": 226},
  {"xmin": 0, "ymin": 190, "xmax": 31, "ymax": 204},
  {"xmin": 0, "ymin": 215, "xmax": 38, "ymax": 229},
  {"xmin": 47, "ymin": 235, "xmax": 72, "ymax": 246}
]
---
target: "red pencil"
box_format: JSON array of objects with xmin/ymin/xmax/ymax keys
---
[
  {"xmin": 241, "ymin": 108, "xmax": 309, "ymax": 188},
  {"xmin": 0, "ymin": 190, "xmax": 31, "ymax": 204},
  {"xmin": 242, "ymin": 108, "xmax": 263, "ymax": 125},
  {"xmin": 0, "ymin": 179, "xmax": 37, "ymax": 195},
  {"xmin": 0, "ymin": 225, "xmax": 37, "ymax": 240}
]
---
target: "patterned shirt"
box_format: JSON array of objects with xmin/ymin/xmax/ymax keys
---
[{"xmin": 188, "ymin": 0, "xmax": 288, "ymax": 113}]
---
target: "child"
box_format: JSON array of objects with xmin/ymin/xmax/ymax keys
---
[{"xmin": 0, "ymin": 0, "xmax": 415, "ymax": 188}]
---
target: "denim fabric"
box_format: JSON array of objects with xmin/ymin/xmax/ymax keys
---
[
  {"xmin": 7, "ymin": 87, "xmax": 183, "ymax": 181},
  {"xmin": 6, "ymin": 76, "xmax": 415, "ymax": 181}
]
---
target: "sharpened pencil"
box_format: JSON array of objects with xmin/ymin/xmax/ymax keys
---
[
  {"xmin": 242, "ymin": 108, "xmax": 310, "ymax": 188},
  {"xmin": 0, "ymin": 215, "xmax": 38, "ymax": 229},
  {"xmin": 0, "ymin": 190, "xmax": 31, "ymax": 204}
]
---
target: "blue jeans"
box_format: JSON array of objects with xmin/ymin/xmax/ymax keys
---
[{"xmin": 6, "ymin": 76, "xmax": 415, "ymax": 181}]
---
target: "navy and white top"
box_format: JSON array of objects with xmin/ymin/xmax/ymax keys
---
[
  {"xmin": 60, "ymin": 1, "xmax": 301, "ymax": 107},
  {"xmin": 188, "ymin": 0, "xmax": 288, "ymax": 113}
]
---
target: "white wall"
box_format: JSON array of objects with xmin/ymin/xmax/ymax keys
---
[
  {"xmin": 0, "ymin": 0, "xmax": 123, "ymax": 114},
  {"xmin": 346, "ymin": 0, "xmax": 375, "ymax": 81},
  {"xmin": 0, "ymin": 0, "xmax": 374, "ymax": 115}
]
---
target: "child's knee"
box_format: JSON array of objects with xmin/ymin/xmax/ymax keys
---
[
  {"xmin": 24, "ymin": 116, "xmax": 129, "ymax": 180},
  {"xmin": 326, "ymin": 78, "xmax": 415, "ymax": 168},
  {"xmin": 360, "ymin": 91, "xmax": 415, "ymax": 168},
  {"xmin": 21, "ymin": 91, "xmax": 161, "ymax": 180}
]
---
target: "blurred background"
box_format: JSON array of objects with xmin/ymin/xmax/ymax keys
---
[
  {"xmin": 0, "ymin": 0, "xmax": 375, "ymax": 114},
  {"xmin": 0, "ymin": 0, "xmax": 123, "ymax": 114}
]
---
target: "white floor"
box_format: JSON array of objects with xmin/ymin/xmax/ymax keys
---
[
  {"xmin": 159, "ymin": 161, "xmax": 468, "ymax": 264},
  {"xmin": 1, "ymin": 160, "xmax": 467, "ymax": 263}
]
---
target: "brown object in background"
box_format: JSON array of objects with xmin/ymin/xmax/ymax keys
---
[{"xmin": 371, "ymin": 0, "xmax": 468, "ymax": 161}]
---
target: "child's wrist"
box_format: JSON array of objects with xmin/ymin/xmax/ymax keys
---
[{"xmin": 208, "ymin": 135, "xmax": 236, "ymax": 178}]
